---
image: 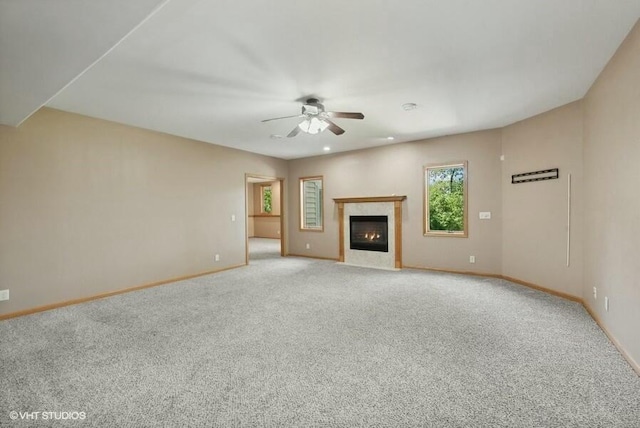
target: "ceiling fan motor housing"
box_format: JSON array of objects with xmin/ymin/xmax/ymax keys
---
[{"xmin": 302, "ymin": 98, "xmax": 324, "ymax": 116}]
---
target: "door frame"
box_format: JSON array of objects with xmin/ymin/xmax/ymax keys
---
[{"xmin": 245, "ymin": 173, "xmax": 285, "ymax": 264}]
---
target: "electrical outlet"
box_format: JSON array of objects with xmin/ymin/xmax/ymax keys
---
[
  {"xmin": 305, "ymin": 243, "xmax": 311, "ymax": 250},
  {"xmin": 479, "ymin": 212, "xmax": 491, "ymax": 220},
  {"xmin": 593, "ymin": 287, "xmax": 597, "ymax": 299},
  {"xmin": 231, "ymin": 214, "xmax": 236, "ymax": 222},
  {"xmin": 605, "ymin": 296, "xmax": 609, "ymax": 312},
  {"xmin": 0, "ymin": 289, "xmax": 9, "ymax": 301},
  {"xmin": 215, "ymin": 254, "xmax": 220, "ymax": 262},
  {"xmin": 469, "ymin": 256, "xmax": 475, "ymax": 263}
]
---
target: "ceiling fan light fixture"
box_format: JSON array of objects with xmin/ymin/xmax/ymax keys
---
[
  {"xmin": 264, "ymin": 98, "xmax": 362, "ymax": 138},
  {"xmin": 299, "ymin": 117, "xmax": 329, "ymax": 135}
]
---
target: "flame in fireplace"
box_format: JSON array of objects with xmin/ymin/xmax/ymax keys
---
[{"xmin": 349, "ymin": 215, "xmax": 389, "ymax": 253}]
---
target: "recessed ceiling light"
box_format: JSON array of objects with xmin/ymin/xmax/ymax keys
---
[
  {"xmin": 387, "ymin": 136, "xmax": 395, "ymax": 140},
  {"xmin": 270, "ymin": 134, "xmax": 283, "ymax": 139},
  {"xmin": 323, "ymin": 146, "xmax": 331, "ymax": 151},
  {"xmin": 402, "ymin": 103, "xmax": 418, "ymax": 111}
]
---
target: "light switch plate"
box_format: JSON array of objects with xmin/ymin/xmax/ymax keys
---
[{"xmin": 479, "ymin": 212, "xmax": 491, "ymax": 219}]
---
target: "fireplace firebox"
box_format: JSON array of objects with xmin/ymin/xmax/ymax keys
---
[{"xmin": 349, "ymin": 215, "xmax": 389, "ymax": 252}]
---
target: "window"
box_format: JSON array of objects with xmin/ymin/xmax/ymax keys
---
[
  {"xmin": 300, "ymin": 176, "xmax": 323, "ymax": 231},
  {"xmin": 261, "ymin": 185, "xmax": 272, "ymax": 214},
  {"xmin": 424, "ymin": 161, "xmax": 467, "ymax": 237}
]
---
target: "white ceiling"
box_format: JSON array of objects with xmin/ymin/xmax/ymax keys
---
[
  {"xmin": 0, "ymin": 0, "xmax": 168, "ymax": 126},
  {"xmin": 2, "ymin": 1, "xmax": 639, "ymax": 160}
]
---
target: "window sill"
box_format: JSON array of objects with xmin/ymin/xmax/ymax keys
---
[{"xmin": 424, "ymin": 231, "xmax": 468, "ymax": 238}]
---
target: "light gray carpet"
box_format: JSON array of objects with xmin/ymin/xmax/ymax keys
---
[
  {"xmin": 1, "ymin": 240, "xmax": 639, "ymax": 427},
  {"xmin": 248, "ymin": 237, "xmax": 281, "ymax": 260}
]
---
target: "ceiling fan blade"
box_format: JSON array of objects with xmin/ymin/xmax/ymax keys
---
[
  {"xmin": 325, "ymin": 119, "xmax": 345, "ymax": 136},
  {"xmin": 287, "ymin": 125, "xmax": 301, "ymax": 138},
  {"xmin": 262, "ymin": 114, "xmax": 304, "ymax": 123},
  {"xmin": 327, "ymin": 111, "xmax": 364, "ymax": 120}
]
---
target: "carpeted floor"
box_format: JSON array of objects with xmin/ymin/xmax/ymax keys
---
[
  {"xmin": 1, "ymin": 238, "xmax": 639, "ymax": 427},
  {"xmin": 248, "ymin": 237, "xmax": 281, "ymax": 260}
]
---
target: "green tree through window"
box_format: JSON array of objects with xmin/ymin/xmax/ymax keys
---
[
  {"xmin": 262, "ymin": 185, "xmax": 272, "ymax": 214},
  {"xmin": 424, "ymin": 162, "xmax": 467, "ymax": 236}
]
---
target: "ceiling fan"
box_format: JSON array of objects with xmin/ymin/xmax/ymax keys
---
[{"xmin": 262, "ymin": 98, "xmax": 364, "ymax": 138}]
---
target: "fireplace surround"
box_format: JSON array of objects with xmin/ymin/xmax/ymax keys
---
[{"xmin": 333, "ymin": 196, "xmax": 406, "ymax": 269}]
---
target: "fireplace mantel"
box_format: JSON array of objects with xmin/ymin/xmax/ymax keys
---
[
  {"xmin": 333, "ymin": 196, "xmax": 406, "ymax": 269},
  {"xmin": 333, "ymin": 196, "xmax": 407, "ymax": 204}
]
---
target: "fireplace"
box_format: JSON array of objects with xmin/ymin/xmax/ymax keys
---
[
  {"xmin": 334, "ymin": 196, "xmax": 406, "ymax": 269},
  {"xmin": 350, "ymin": 215, "xmax": 389, "ymax": 252}
]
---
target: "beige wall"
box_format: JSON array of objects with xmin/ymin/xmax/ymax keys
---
[
  {"xmin": 253, "ymin": 217, "xmax": 281, "ymax": 239},
  {"xmin": 246, "ymin": 183, "xmax": 255, "ymax": 237},
  {"xmin": 583, "ymin": 21, "xmax": 640, "ymax": 366},
  {"xmin": 501, "ymin": 101, "xmax": 584, "ymax": 297},
  {"xmin": 0, "ymin": 108, "xmax": 288, "ymax": 316},
  {"xmin": 288, "ymin": 130, "xmax": 503, "ymax": 273},
  {"xmin": 251, "ymin": 182, "xmax": 281, "ymax": 216},
  {"xmin": 249, "ymin": 181, "xmax": 281, "ymax": 239}
]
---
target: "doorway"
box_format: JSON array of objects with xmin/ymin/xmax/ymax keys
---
[{"xmin": 245, "ymin": 174, "xmax": 285, "ymax": 263}]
